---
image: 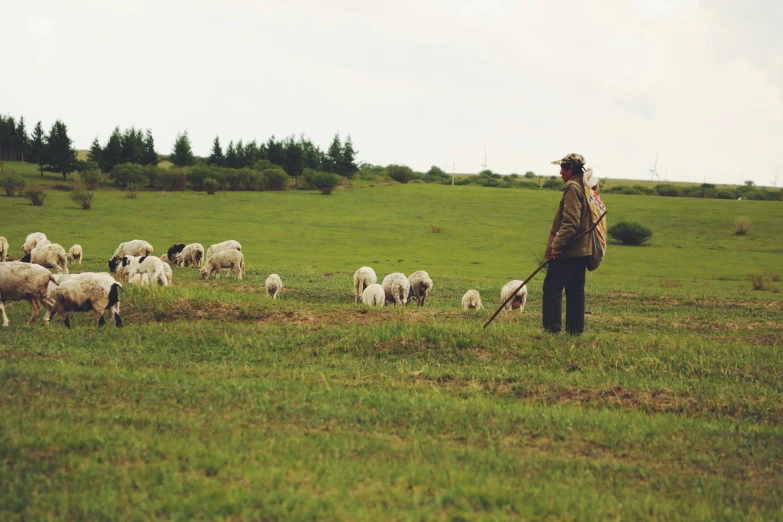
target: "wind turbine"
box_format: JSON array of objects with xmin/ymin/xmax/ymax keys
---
[
  {"xmin": 648, "ymin": 150, "xmax": 661, "ymax": 181},
  {"xmin": 774, "ymin": 169, "xmax": 779, "ymax": 188},
  {"xmin": 481, "ymin": 145, "xmax": 489, "ymax": 172}
]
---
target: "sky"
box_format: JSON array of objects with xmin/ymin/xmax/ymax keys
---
[{"xmin": 3, "ymin": 0, "xmax": 782, "ymax": 185}]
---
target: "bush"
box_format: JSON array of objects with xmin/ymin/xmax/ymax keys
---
[
  {"xmin": 517, "ymin": 180, "xmax": 538, "ymax": 190},
  {"xmin": 203, "ymin": 177, "xmax": 219, "ymax": 195},
  {"xmin": 387, "ymin": 164, "xmax": 415, "ymax": 184},
  {"xmin": 111, "ymin": 163, "xmax": 148, "ymax": 188},
  {"xmin": 524, "ymin": 171, "xmax": 537, "ymax": 179},
  {"xmin": 80, "ymin": 169, "xmax": 104, "ymax": 190},
  {"xmin": 716, "ymin": 188, "xmax": 736, "ymax": 200},
  {"xmin": 126, "ymin": 183, "xmax": 139, "ymax": 199},
  {"xmin": 159, "ymin": 168, "xmax": 188, "ymax": 191},
  {"xmin": 1, "ymin": 172, "xmax": 26, "ymax": 196},
  {"xmin": 543, "ymin": 178, "xmax": 564, "ymax": 190},
  {"xmin": 608, "ymin": 221, "xmax": 653, "ymax": 245},
  {"xmin": 655, "ymin": 184, "xmax": 680, "ymax": 197},
  {"xmin": 262, "ymin": 168, "xmax": 288, "ymax": 191},
  {"xmin": 69, "ymin": 188, "xmax": 93, "ymax": 209},
  {"xmin": 24, "ymin": 186, "xmax": 49, "ymax": 206},
  {"xmin": 187, "ymin": 165, "xmax": 218, "ymax": 191},
  {"xmin": 310, "ymin": 172, "xmax": 341, "ymax": 195},
  {"xmin": 734, "ymin": 217, "xmax": 750, "ymax": 235}
]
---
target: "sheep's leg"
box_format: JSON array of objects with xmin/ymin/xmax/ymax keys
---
[
  {"xmin": 419, "ymin": 294, "xmax": 426, "ymax": 308},
  {"xmin": 0, "ymin": 301, "xmax": 9, "ymax": 327},
  {"xmin": 519, "ymin": 294, "xmax": 527, "ymax": 313},
  {"xmin": 63, "ymin": 313, "xmax": 71, "ymax": 329},
  {"xmin": 97, "ymin": 309, "xmax": 106, "ymax": 326},
  {"xmin": 28, "ymin": 299, "xmax": 41, "ymax": 325}
]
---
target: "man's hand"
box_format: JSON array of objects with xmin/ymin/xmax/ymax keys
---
[{"xmin": 550, "ymin": 248, "xmax": 563, "ymax": 259}]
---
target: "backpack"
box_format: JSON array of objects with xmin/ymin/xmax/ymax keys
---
[{"xmin": 583, "ymin": 180, "xmax": 607, "ymax": 271}]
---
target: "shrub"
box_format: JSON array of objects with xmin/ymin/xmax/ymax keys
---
[
  {"xmin": 70, "ymin": 188, "xmax": 93, "ymax": 209},
  {"xmin": 543, "ymin": 178, "xmax": 564, "ymax": 190},
  {"xmin": 608, "ymin": 221, "xmax": 653, "ymax": 245},
  {"xmin": 111, "ymin": 163, "xmax": 148, "ymax": 188},
  {"xmin": 524, "ymin": 171, "xmax": 536, "ymax": 179},
  {"xmin": 262, "ymin": 168, "xmax": 289, "ymax": 191},
  {"xmin": 734, "ymin": 217, "xmax": 750, "ymax": 235},
  {"xmin": 1, "ymin": 172, "xmax": 26, "ymax": 196},
  {"xmin": 517, "ymin": 180, "xmax": 538, "ymax": 190},
  {"xmin": 144, "ymin": 166, "xmax": 163, "ymax": 189},
  {"xmin": 749, "ymin": 274, "xmax": 765, "ymax": 291},
  {"xmin": 310, "ymin": 172, "xmax": 341, "ymax": 195},
  {"xmin": 24, "ymin": 186, "xmax": 49, "ymax": 206},
  {"xmin": 387, "ymin": 164, "xmax": 415, "ymax": 184},
  {"xmin": 655, "ymin": 184, "xmax": 680, "ymax": 197},
  {"xmin": 632, "ymin": 185, "xmax": 654, "ymax": 195},
  {"xmin": 126, "ymin": 183, "xmax": 139, "ymax": 199},
  {"xmin": 80, "ymin": 169, "xmax": 104, "ymax": 190},
  {"xmin": 203, "ymin": 177, "xmax": 219, "ymax": 195},
  {"xmin": 159, "ymin": 168, "xmax": 188, "ymax": 191},
  {"xmin": 188, "ymin": 165, "xmax": 218, "ymax": 191},
  {"xmin": 715, "ymin": 188, "xmax": 736, "ymax": 199}
]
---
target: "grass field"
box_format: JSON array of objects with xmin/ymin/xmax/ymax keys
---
[{"xmin": 1, "ymin": 162, "xmax": 782, "ymax": 520}]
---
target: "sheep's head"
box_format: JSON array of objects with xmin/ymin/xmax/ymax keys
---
[
  {"xmin": 108, "ymin": 257, "xmax": 118, "ymax": 272},
  {"xmin": 121, "ymin": 256, "xmax": 131, "ymax": 267},
  {"xmin": 21, "ymin": 253, "xmax": 32, "ymax": 263},
  {"xmin": 200, "ymin": 267, "xmax": 209, "ymax": 280}
]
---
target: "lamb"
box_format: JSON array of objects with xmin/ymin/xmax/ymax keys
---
[
  {"xmin": 200, "ymin": 250, "xmax": 245, "ymax": 280},
  {"xmin": 0, "ymin": 236, "xmax": 8, "ymax": 262},
  {"xmin": 115, "ymin": 265, "xmax": 131, "ymax": 282},
  {"xmin": 0, "ymin": 262, "xmax": 58, "ymax": 326},
  {"xmin": 265, "ymin": 273, "xmax": 283, "ymax": 299},
  {"xmin": 177, "ymin": 243, "xmax": 205, "ymax": 267},
  {"xmin": 408, "ymin": 270, "xmax": 433, "ymax": 308},
  {"xmin": 206, "ymin": 240, "xmax": 242, "ymax": 259},
  {"xmin": 500, "ymin": 280, "xmax": 528, "ymax": 312},
  {"xmin": 362, "ymin": 283, "xmax": 386, "ymax": 307},
  {"xmin": 160, "ymin": 254, "xmax": 174, "ymax": 266},
  {"xmin": 461, "ymin": 290, "xmax": 484, "ymax": 310},
  {"xmin": 353, "ymin": 266, "xmax": 377, "ymax": 304},
  {"xmin": 22, "ymin": 232, "xmax": 47, "ymax": 254},
  {"xmin": 44, "ymin": 272, "xmax": 122, "ymax": 328},
  {"xmin": 122, "ymin": 255, "xmax": 168, "ymax": 286},
  {"xmin": 22, "ymin": 243, "xmax": 69, "ymax": 274},
  {"xmin": 135, "ymin": 260, "xmax": 172, "ymax": 285},
  {"xmin": 67, "ymin": 244, "xmax": 83, "ymax": 265},
  {"xmin": 166, "ymin": 243, "xmax": 186, "ymax": 263},
  {"xmin": 108, "ymin": 240, "xmax": 153, "ymax": 272},
  {"xmin": 381, "ymin": 273, "xmax": 410, "ymax": 307}
]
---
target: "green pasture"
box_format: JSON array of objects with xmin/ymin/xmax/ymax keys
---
[{"xmin": 1, "ymin": 162, "xmax": 782, "ymax": 520}]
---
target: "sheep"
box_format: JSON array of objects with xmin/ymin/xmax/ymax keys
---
[
  {"xmin": 408, "ymin": 270, "xmax": 433, "ymax": 308},
  {"xmin": 162, "ymin": 262, "xmax": 173, "ymax": 285},
  {"xmin": 177, "ymin": 243, "xmax": 205, "ymax": 267},
  {"xmin": 362, "ymin": 283, "xmax": 386, "ymax": 307},
  {"xmin": 461, "ymin": 290, "xmax": 484, "ymax": 310},
  {"xmin": 500, "ymin": 280, "xmax": 528, "ymax": 312},
  {"xmin": 353, "ymin": 266, "xmax": 377, "ymax": 304},
  {"xmin": 22, "ymin": 232, "xmax": 47, "ymax": 254},
  {"xmin": 160, "ymin": 254, "xmax": 174, "ymax": 266},
  {"xmin": 265, "ymin": 273, "xmax": 283, "ymax": 299},
  {"xmin": 108, "ymin": 240, "xmax": 153, "ymax": 272},
  {"xmin": 200, "ymin": 250, "xmax": 245, "ymax": 280},
  {"xmin": 67, "ymin": 244, "xmax": 83, "ymax": 265},
  {"xmin": 0, "ymin": 262, "xmax": 58, "ymax": 326},
  {"xmin": 115, "ymin": 265, "xmax": 131, "ymax": 282},
  {"xmin": 122, "ymin": 255, "xmax": 168, "ymax": 287},
  {"xmin": 206, "ymin": 240, "xmax": 242, "ymax": 259},
  {"xmin": 167, "ymin": 243, "xmax": 186, "ymax": 263},
  {"xmin": 44, "ymin": 272, "xmax": 122, "ymax": 328},
  {"xmin": 0, "ymin": 236, "xmax": 8, "ymax": 262},
  {"xmin": 132, "ymin": 261, "xmax": 172, "ymax": 286},
  {"xmin": 381, "ymin": 273, "xmax": 410, "ymax": 307},
  {"xmin": 22, "ymin": 243, "xmax": 69, "ymax": 274}
]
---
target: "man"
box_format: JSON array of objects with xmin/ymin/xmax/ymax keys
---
[{"xmin": 543, "ymin": 153, "xmax": 592, "ymax": 334}]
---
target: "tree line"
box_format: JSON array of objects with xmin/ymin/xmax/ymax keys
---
[{"xmin": 0, "ymin": 115, "xmax": 78, "ymax": 179}]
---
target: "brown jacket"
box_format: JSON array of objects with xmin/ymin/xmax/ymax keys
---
[{"xmin": 545, "ymin": 175, "xmax": 592, "ymax": 258}]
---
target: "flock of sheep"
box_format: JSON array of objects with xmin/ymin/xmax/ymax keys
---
[{"xmin": 0, "ymin": 232, "xmax": 529, "ymax": 328}]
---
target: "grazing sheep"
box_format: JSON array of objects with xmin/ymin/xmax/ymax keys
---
[
  {"xmin": 353, "ymin": 266, "xmax": 377, "ymax": 304},
  {"xmin": 362, "ymin": 283, "xmax": 386, "ymax": 307},
  {"xmin": 381, "ymin": 273, "xmax": 410, "ymax": 307},
  {"xmin": 44, "ymin": 272, "xmax": 122, "ymax": 328},
  {"xmin": 162, "ymin": 262, "xmax": 173, "ymax": 285},
  {"xmin": 0, "ymin": 236, "xmax": 8, "ymax": 262},
  {"xmin": 67, "ymin": 244, "xmax": 83, "ymax": 265},
  {"xmin": 22, "ymin": 243, "xmax": 69, "ymax": 274},
  {"xmin": 177, "ymin": 243, "xmax": 205, "ymax": 267},
  {"xmin": 200, "ymin": 250, "xmax": 245, "ymax": 280},
  {"xmin": 122, "ymin": 255, "xmax": 168, "ymax": 287},
  {"xmin": 0, "ymin": 262, "xmax": 58, "ymax": 326},
  {"xmin": 22, "ymin": 232, "xmax": 47, "ymax": 254},
  {"xmin": 160, "ymin": 254, "xmax": 174, "ymax": 266},
  {"xmin": 265, "ymin": 273, "xmax": 283, "ymax": 299},
  {"xmin": 500, "ymin": 280, "xmax": 528, "ymax": 312},
  {"xmin": 461, "ymin": 290, "xmax": 484, "ymax": 310},
  {"xmin": 206, "ymin": 240, "xmax": 242, "ymax": 259},
  {"xmin": 408, "ymin": 270, "xmax": 433, "ymax": 308},
  {"xmin": 166, "ymin": 243, "xmax": 186, "ymax": 263},
  {"xmin": 108, "ymin": 240, "xmax": 153, "ymax": 272},
  {"xmin": 115, "ymin": 265, "xmax": 131, "ymax": 282}
]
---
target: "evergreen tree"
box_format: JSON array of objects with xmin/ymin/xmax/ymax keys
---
[
  {"xmin": 142, "ymin": 129, "xmax": 158, "ymax": 165},
  {"xmin": 283, "ymin": 136, "xmax": 303, "ymax": 177},
  {"xmin": 224, "ymin": 140, "xmax": 238, "ymax": 169},
  {"xmin": 299, "ymin": 135, "xmax": 322, "ymax": 171},
  {"xmin": 244, "ymin": 140, "xmax": 260, "ymax": 167},
  {"xmin": 339, "ymin": 134, "xmax": 358, "ymax": 177},
  {"xmin": 121, "ymin": 127, "xmax": 144, "ymax": 164},
  {"xmin": 29, "ymin": 121, "xmax": 47, "ymax": 177},
  {"xmin": 0, "ymin": 116, "xmax": 17, "ymax": 161},
  {"xmin": 101, "ymin": 127, "xmax": 124, "ymax": 173},
  {"xmin": 87, "ymin": 137, "xmax": 103, "ymax": 167},
  {"xmin": 324, "ymin": 133, "xmax": 342, "ymax": 174},
  {"xmin": 235, "ymin": 139, "xmax": 247, "ymax": 168},
  {"xmin": 266, "ymin": 135, "xmax": 285, "ymax": 166},
  {"xmin": 171, "ymin": 131, "xmax": 195, "ymax": 166},
  {"xmin": 45, "ymin": 120, "xmax": 78, "ymax": 180},
  {"xmin": 15, "ymin": 116, "xmax": 28, "ymax": 162},
  {"xmin": 208, "ymin": 136, "xmax": 224, "ymax": 166}
]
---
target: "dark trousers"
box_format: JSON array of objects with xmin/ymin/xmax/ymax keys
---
[{"xmin": 542, "ymin": 256, "xmax": 588, "ymax": 334}]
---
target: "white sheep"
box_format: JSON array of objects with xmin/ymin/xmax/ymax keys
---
[
  {"xmin": 177, "ymin": 243, "xmax": 205, "ymax": 267},
  {"xmin": 408, "ymin": 270, "xmax": 433, "ymax": 308},
  {"xmin": 0, "ymin": 236, "xmax": 8, "ymax": 262},
  {"xmin": 265, "ymin": 273, "xmax": 283, "ymax": 299},
  {"xmin": 0, "ymin": 262, "xmax": 58, "ymax": 326},
  {"xmin": 382, "ymin": 273, "xmax": 410, "ymax": 307},
  {"xmin": 362, "ymin": 283, "xmax": 386, "ymax": 307},
  {"xmin": 23, "ymin": 243, "xmax": 68, "ymax": 274},
  {"xmin": 67, "ymin": 244, "xmax": 83, "ymax": 265},
  {"xmin": 22, "ymin": 232, "xmax": 47, "ymax": 254},
  {"xmin": 500, "ymin": 280, "xmax": 528, "ymax": 312},
  {"xmin": 115, "ymin": 265, "xmax": 131, "ymax": 282},
  {"xmin": 44, "ymin": 272, "xmax": 122, "ymax": 328},
  {"xmin": 353, "ymin": 266, "xmax": 377, "ymax": 304},
  {"xmin": 201, "ymin": 250, "xmax": 245, "ymax": 280},
  {"xmin": 122, "ymin": 255, "xmax": 168, "ymax": 287},
  {"xmin": 160, "ymin": 254, "xmax": 174, "ymax": 265},
  {"xmin": 206, "ymin": 240, "xmax": 242, "ymax": 259},
  {"xmin": 108, "ymin": 240, "xmax": 153, "ymax": 272},
  {"xmin": 461, "ymin": 290, "xmax": 484, "ymax": 310}
]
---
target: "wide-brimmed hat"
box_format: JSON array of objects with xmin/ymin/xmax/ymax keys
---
[{"xmin": 551, "ymin": 153, "xmax": 586, "ymax": 166}]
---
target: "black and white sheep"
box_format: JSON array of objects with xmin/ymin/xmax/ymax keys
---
[
  {"xmin": 200, "ymin": 250, "xmax": 245, "ymax": 280},
  {"xmin": 122, "ymin": 255, "xmax": 168, "ymax": 286},
  {"xmin": 461, "ymin": 290, "xmax": 483, "ymax": 310},
  {"xmin": 44, "ymin": 273, "xmax": 122, "ymax": 328},
  {"xmin": 67, "ymin": 244, "xmax": 83, "ymax": 265},
  {"xmin": 362, "ymin": 284, "xmax": 385, "ymax": 307},
  {"xmin": 0, "ymin": 262, "xmax": 58, "ymax": 326},
  {"xmin": 408, "ymin": 270, "xmax": 433, "ymax": 308},
  {"xmin": 22, "ymin": 232, "xmax": 47, "ymax": 254},
  {"xmin": 500, "ymin": 280, "xmax": 528, "ymax": 312},
  {"xmin": 0, "ymin": 236, "xmax": 8, "ymax": 262},
  {"xmin": 177, "ymin": 243, "xmax": 205, "ymax": 267},
  {"xmin": 22, "ymin": 243, "xmax": 69, "ymax": 274},
  {"xmin": 166, "ymin": 243, "xmax": 186, "ymax": 263},
  {"xmin": 381, "ymin": 273, "xmax": 410, "ymax": 307},
  {"xmin": 353, "ymin": 266, "xmax": 377, "ymax": 304},
  {"xmin": 265, "ymin": 273, "xmax": 283, "ymax": 299},
  {"xmin": 108, "ymin": 240, "xmax": 153, "ymax": 272},
  {"xmin": 206, "ymin": 240, "xmax": 241, "ymax": 259}
]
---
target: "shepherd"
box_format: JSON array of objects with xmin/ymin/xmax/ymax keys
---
[{"xmin": 544, "ymin": 153, "xmax": 593, "ymax": 334}]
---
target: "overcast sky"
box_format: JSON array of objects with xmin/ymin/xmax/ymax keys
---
[{"xmin": 3, "ymin": 0, "xmax": 782, "ymax": 185}]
